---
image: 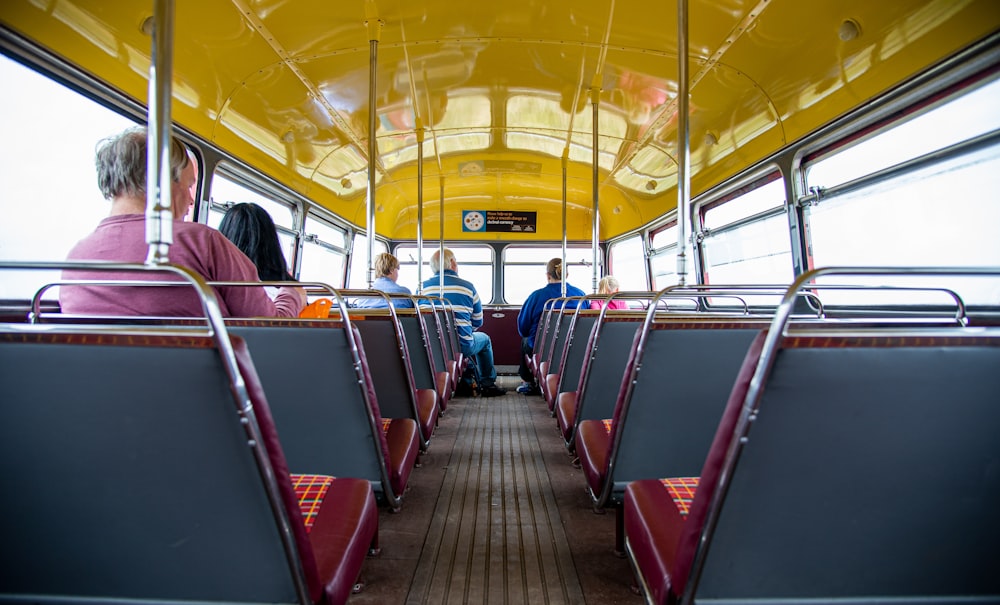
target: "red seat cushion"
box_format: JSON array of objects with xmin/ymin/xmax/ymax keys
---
[
  {"xmin": 307, "ymin": 476, "xmax": 379, "ymax": 605},
  {"xmin": 416, "ymin": 387, "xmax": 440, "ymax": 441},
  {"xmin": 555, "ymin": 391, "xmax": 577, "ymax": 443},
  {"xmin": 576, "ymin": 419, "xmax": 611, "ymax": 496},
  {"xmin": 624, "ymin": 479, "xmax": 690, "ymax": 605}
]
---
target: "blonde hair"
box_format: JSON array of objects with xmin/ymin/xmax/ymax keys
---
[
  {"xmin": 597, "ymin": 275, "xmax": 620, "ymax": 295},
  {"xmin": 374, "ymin": 252, "xmax": 400, "ymax": 278}
]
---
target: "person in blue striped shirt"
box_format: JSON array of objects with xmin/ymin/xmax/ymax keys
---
[{"xmin": 421, "ymin": 248, "xmax": 506, "ymax": 397}]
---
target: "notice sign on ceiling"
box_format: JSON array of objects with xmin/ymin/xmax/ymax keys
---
[{"xmin": 462, "ymin": 210, "xmax": 537, "ymax": 233}]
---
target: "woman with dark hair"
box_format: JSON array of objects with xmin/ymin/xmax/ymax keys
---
[{"xmin": 218, "ymin": 202, "xmax": 293, "ymax": 282}]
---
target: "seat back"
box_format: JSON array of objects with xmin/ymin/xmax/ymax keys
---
[
  {"xmin": 0, "ymin": 329, "xmax": 316, "ymax": 604},
  {"xmin": 601, "ymin": 320, "xmax": 765, "ymax": 506},
  {"xmin": 530, "ymin": 300, "xmax": 557, "ymax": 377},
  {"xmin": 224, "ymin": 320, "xmax": 399, "ymax": 507},
  {"xmin": 398, "ymin": 310, "xmax": 439, "ymax": 393},
  {"xmin": 552, "ymin": 311, "xmax": 598, "ymax": 399},
  {"xmin": 542, "ymin": 305, "xmax": 575, "ymax": 373},
  {"xmin": 350, "ymin": 310, "xmax": 429, "ymax": 445},
  {"xmin": 679, "ymin": 331, "xmax": 1000, "ymax": 603},
  {"xmin": 572, "ymin": 314, "xmax": 645, "ymax": 427}
]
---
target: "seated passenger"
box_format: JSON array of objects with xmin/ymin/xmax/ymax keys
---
[
  {"xmin": 421, "ymin": 248, "xmax": 506, "ymax": 397},
  {"xmin": 355, "ymin": 252, "xmax": 414, "ymax": 309},
  {"xmin": 516, "ymin": 258, "xmax": 585, "ymax": 394},
  {"xmin": 589, "ymin": 275, "xmax": 628, "ymax": 309},
  {"xmin": 218, "ymin": 202, "xmax": 299, "ymax": 300},
  {"xmin": 60, "ymin": 126, "xmax": 305, "ymax": 317}
]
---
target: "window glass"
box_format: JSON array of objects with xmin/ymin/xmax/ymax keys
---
[
  {"xmin": 299, "ymin": 243, "xmax": 346, "ymax": 290},
  {"xmin": 207, "ymin": 174, "xmax": 297, "ymax": 270},
  {"xmin": 0, "ymin": 54, "xmax": 135, "ymax": 300},
  {"xmin": 609, "ymin": 236, "xmax": 648, "ymax": 291},
  {"xmin": 805, "ymin": 142, "xmax": 1000, "ymax": 306},
  {"xmin": 208, "ymin": 172, "xmax": 295, "ymax": 230},
  {"xmin": 304, "ymin": 214, "xmax": 347, "ymax": 248},
  {"xmin": 396, "ymin": 244, "xmax": 494, "ymax": 303},
  {"xmin": 347, "ymin": 234, "xmax": 389, "ymax": 288},
  {"xmin": 807, "ymin": 78, "xmax": 1000, "ymax": 189},
  {"xmin": 503, "ymin": 246, "xmax": 592, "ymax": 304},
  {"xmin": 701, "ymin": 214, "xmax": 794, "ymax": 295},
  {"xmin": 649, "ymin": 223, "xmax": 678, "ymax": 250},
  {"xmin": 702, "ymin": 178, "xmax": 784, "ymax": 229},
  {"xmin": 299, "ymin": 214, "xmax": 348, "ymax": 288},
  {"xmin": 699, "ymin": 177, "xmax": 793, "ymax": 299},
  {"xmin": 803, "ymin": 77, "xmax": 1000, "ymax": 307},
  {"xmin": 649, "ymin": 249, "xmax": 695, "ymax": 291}
]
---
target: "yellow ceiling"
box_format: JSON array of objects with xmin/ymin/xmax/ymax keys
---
[{"xmin": 2, "ymin": 0, "xmax": 997, "ymax": 240}]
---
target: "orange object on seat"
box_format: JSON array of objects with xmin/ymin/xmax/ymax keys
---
[{"xmin": 299, "ymin": 298, "xmax": 333, "ymax": 318}]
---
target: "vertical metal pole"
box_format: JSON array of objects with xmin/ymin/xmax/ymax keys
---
[
  {"xmin": 145, "ymin": 0, "xmax": 175, "ymax": 265},
  {"xmin": 590, "ymin": 80, "xmax": 601, "ymax": 293},
  {"xmin": 676, "ymin": 0, "xmax": 691, "ymax": 286},
  {"xmin": 561, "ymin": 147, "xmax": 569, "ymax": 297},
  {"xmin": 438, "ymin": 176, "xmax": 445, "ymax": 291},
  {"xmin": 416, "ymin": 121, "xmax": 425, "ymax": 288},
  {"xmin": 365, "ymin": 8, "xmax": 383, "ymax": 288}
]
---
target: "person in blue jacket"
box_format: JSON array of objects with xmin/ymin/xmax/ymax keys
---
[{"xmin": 516, "ymin": 258, "xmax": 585, "ymax": 395}]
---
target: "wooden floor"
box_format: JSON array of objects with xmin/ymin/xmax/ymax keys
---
[{"xmin": 351, "ymin": 376, "xmax": 643, "ymax": 604}]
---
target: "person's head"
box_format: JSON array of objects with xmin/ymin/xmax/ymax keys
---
[
  {"xmin": 95, "ymin": 125, "xmax": 197, "ymax": 220},
  {"xmin": 430, "ymin": 248, "xmax": 456, "ymax": 274},
  {"xmin": 597, "ymin": 275, "xmax": 620, "ymax": 295},
  {"xmin": 218, "ymin": 202, "xmax": 290, "ymax": 281},
  {"xmin": 374, "ymin": 252, "xmax": 401, "ymax": 280},
  {"xmin": 546, "ymin": 258, "xmax": 565, "ymax": 283}
]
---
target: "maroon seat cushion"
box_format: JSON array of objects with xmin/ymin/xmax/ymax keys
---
[
  {"xmin": 307, "ymin": 476, "xmax": 378, "ymax": 605},
  {"xmin": 384, "ymin": 418, "xmax": 420, "ymax": 497},
  {"xmin": 624, "ymin": 479, "xmax": 690, "ymax": 605},
  {"xmin": 436, "ymin": 371, "xmax": 451, "ymax": 410},
  {"xmin": 555, "ymin": 391, "xmax": 577, "ymax": 443},
  {"xmin": 544, "ymin": 373, "xmax": 560, "ymax": 410},
  {"xmin": 575, "ymin": 419, "xmax": 611, "ymax": 496},
  {"xmin": 415, "ymin": 387, "xmax": 440, "ymax": 441}
]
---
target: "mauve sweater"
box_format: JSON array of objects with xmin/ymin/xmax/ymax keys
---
[{"xmin": 60, "ymin": 214, "xmax": 302, "ymax": 318}]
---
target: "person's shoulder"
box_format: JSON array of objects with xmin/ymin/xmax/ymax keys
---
[{"xmin": 453, "ymin": 275, "xmax": 477, "ymax": 290}]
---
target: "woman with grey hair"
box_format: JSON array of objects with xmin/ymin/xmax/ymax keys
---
[{"xmin": 61, "ymin": 126, "xmax": 305, "ymax": 318}]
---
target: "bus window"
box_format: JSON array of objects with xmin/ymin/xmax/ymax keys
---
[
  {"xmin": 803, "ymin": 77, "xmax": 1000, "ymax": 307},
  {"xmin": 649, "ymin": 222, "xmax": 695, "ymax": 289},
  {"xmin": 300, "ymin": 214, "xmax": 348, "ymax": 289},
  {"xmin": 0, "ymin": 54, "xmax": 134, "ymax": 300},
  {"xmin": 807, "ymin": 78, "xmax": 1000, "ymax": 189},
  {"xmin": 207, "ymin": 173, "xmax": 297, "ymax": 272},
  {"xmin": 698, "ymin": 175, "xmax": 793, "ymax": 302},
  {"xmin": 608, "ymin": 235, "xmax": 647, "ymax": 291},
  {"xmin": 347, "ymin": 234, "xmax": 388, "ymax": 289},
  {"xmin": 397, "ymin": 244, "xmax": 494, "ymax": 303},
  {"xmin": 503, "ymin": 246, "xmax": 592, "ymax": 304}
]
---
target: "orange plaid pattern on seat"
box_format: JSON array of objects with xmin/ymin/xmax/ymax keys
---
[
  {"xmin": 659, "ymin": 477, "xmax": 699, "ymax": 517},
  {"xmin": 601, "ymin": 419, "xmax": 613, "ymax": 434},
  {"xmin": 290, "ymin": 473, "xmax": 335, "ymax": 533},
  {"xmin": 382, "ymin": 418, "xmax": 392, "ymax": 433}
]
